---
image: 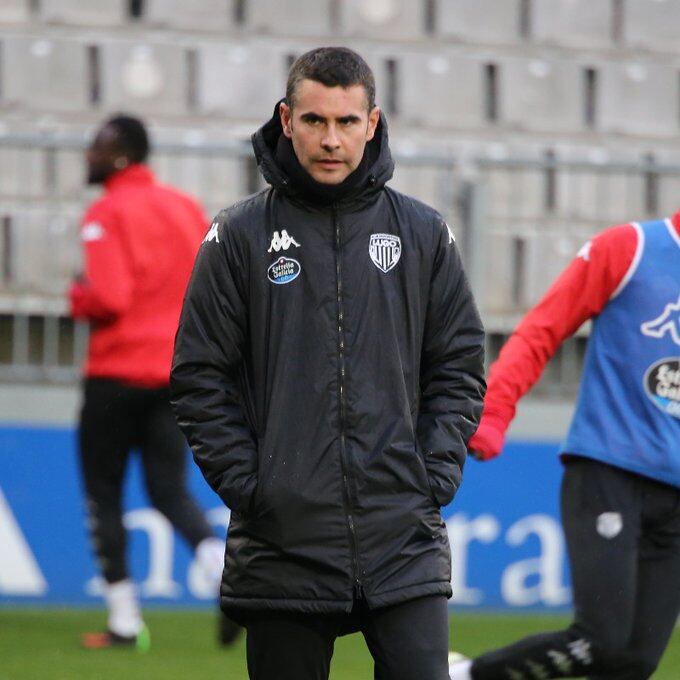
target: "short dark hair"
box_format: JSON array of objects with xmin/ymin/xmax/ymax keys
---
[
  {"xmin": 106, "ymin": 114, "xmax": 150, "ymax": 164},
  {"xmin": 286, "ymin": 47, "xmax": 376, "ymax": 110}
]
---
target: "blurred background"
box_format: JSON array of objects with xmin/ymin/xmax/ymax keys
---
[{"xmin": 1, "ymin": 1, "xmax": 679, "ymax": 678}]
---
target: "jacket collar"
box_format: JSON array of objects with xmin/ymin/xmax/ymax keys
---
[{"xmin": 104, "ymin": 163, "xmax": 155, "ymax": 191}]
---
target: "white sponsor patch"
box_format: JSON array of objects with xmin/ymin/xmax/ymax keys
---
[
  {"xmin": 81, "ymin": 222, "xmax": 104, "ymax": 242},
  {"xmin": 596, "ymin": 512, "xmax": 623, "ymax": 539},
  {"xmin": 369, "ymin": 233, "xmax": 401, "ymax": 273}
]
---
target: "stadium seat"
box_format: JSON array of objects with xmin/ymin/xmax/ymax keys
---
[
  {"xmin": 549, "ymin": 145, "xmax": 647, "ymax": 224},
  {"xmin": 53, "ymin": 148, "xmax": 87, "ymax": 200},
  {"xmin": 0, "ymin": 0, "xmax": 30, "ymax": 23},
  {"xmin": 623, "ymin": 0, "xmax": 680, "ymax": 53},
  {"xmin": 0, "ymin": 147, "xmax": 46, "ymax": 199},
  {"xmin": 439, "ymin": 0, "xmax": 521, "ymax": 45},
  {"xmin": 531, "ymin": 0, "xmax": 613, "ymax": 49},
  {"xmin": 500, "ymin": 57, "xmax": 583, "ymax": 133},
  {"xmin": 339, "ymin": 0, "xmax": 425, "ymax": 40},
  {"xmin": 598, "ymin": 61, "xmax": 678, "ymax": 137},
  {"xmin": 144, "ymin": 0, "xmax": 234, "ymax": 31},
  {"xmin": 5, "ymin": 208, "xmax": 80, "ymax": 295},
  {"xmin": 399, "ymin": 53, "xmax": 485, "ymax": 129},
  {"xmin": 100, "ymin": 41, "xmax": 190, "ymax": 116},
  {"xmin": 1, "ymin": 36, "xmax": 89, "ymax": 112},
  {"xmin": 197, "ymin": 42, "xmax": 283, "ymax": 120},
  {"xmin": 389, "ymin": 164, "xmax": 446, "ymax": 213},
  {"xmin": 39, "ymin": 0, "xmax": 127, "ymax": 26},
  {"xmin": 246, "ymin": 0, "xmax": 334, "ymax": 36},
  {"xmin": 151, "ymin": 152, "xmax": 246, "ymax": 212}
]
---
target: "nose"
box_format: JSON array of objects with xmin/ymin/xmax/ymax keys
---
[{"xmin": 321, "ymin": 124, "xmax": 340, "ymax": 151}]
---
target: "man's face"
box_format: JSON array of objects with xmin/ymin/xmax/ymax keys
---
[
  {"xmin": 86, "ymin": 124, "xmax": 125, "ymax": 185},
  {"xmin": 280, "ymin": 79, "xmax": 380, "ymax": 185}
]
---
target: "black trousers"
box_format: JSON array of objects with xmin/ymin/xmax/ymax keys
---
[
  {"xmin": 472, "ymin": 457, "xmax": 680, "ymax": 680},
  {"xmin": 245, "ymin": 595, "xmax": 450, "ymax": 680},
  {"xmin": 79, "ymin": 377, "xmax": 214, "ymax": 583}
]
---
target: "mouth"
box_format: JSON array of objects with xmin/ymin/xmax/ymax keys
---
[{"xmin": 316, "ymin": 159, "xmax": 343, "ymax": 169}]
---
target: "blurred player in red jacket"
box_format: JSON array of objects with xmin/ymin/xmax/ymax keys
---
[{"xmin": 70, "ymin": 115, "xmax": 238, "ymax": 649}]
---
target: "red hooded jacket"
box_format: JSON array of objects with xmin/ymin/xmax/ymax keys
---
[{"xmin": 69, "ymin": 164, "xmax": 208, "ymax": 387}]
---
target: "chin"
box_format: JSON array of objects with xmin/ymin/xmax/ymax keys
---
[{"xmin": 311, "ymin": 170, "xmax": 348, "ymax": 185}]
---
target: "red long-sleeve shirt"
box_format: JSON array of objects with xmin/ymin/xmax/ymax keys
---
[
  {"xmin": 469, "ymin": 211, "xmax": 680, "ymax": 458},
  {"xmin": 69, "ymin": 164, "xmax": 208, "ymax": 387}
]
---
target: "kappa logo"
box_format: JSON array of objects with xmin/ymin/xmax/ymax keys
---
[
  {"xmin": 203, "ymin": 221, "xmax": 219, "ymax": 244},
  {"xmin": 577, "ymin": 241, "xmax": 592, "ymax": 262},
  {"xmin": 268, "ymin": 230, "xmax": 300, "ymax": 253},
  {"xmin": 369, "ymin": 233, "xmax": 401, "ymax": 273},
  {"xmin": 641, "ymin": 294, "xmax": 680, "ymax": 346}
]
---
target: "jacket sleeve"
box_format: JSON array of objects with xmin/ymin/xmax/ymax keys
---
[
  {"xmin": 417, "ymin": 217, "xmax": 486, "ymax": 506},
  {"xmin": 170, "ymin": 214, "xmax": 258, "ymax": 515},
  {"xmin": 68, "ymin": 203, "xmax": 134, "ymax": 321}
]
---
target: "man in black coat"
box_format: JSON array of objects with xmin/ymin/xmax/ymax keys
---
[{"xmin": 171, "ymin": 46, "xmax": 485, "ymax": 680}]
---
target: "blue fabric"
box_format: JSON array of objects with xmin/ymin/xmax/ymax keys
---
[{"xmin": 562, "ymin": 219, "xmax": 680, "ymax": 488}]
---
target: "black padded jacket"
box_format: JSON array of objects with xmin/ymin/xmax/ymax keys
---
[{"xmin": 171, "ymin": 106, "xmax": 486, "ymax": 618}]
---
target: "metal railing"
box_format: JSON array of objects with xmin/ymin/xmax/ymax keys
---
[{"xmin": 2, "ymin": 132, "xmax": 679, "ymax": 390}]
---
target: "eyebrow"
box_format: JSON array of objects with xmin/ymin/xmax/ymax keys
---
[{"xmin": 299, "ymin": 112, "xmax": 362, "ymax": 124}]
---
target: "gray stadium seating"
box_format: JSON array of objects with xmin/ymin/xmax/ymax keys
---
[
  {"xmin": 5, "ymin": 209, "xmax": 80, "ymax": 296},
  {"xmin": 144, "ymin": 0, "xmax": 234, "ymax": 31},
  {"xmin": 39, "ymin": 0, "xmax": 127, "ymax": 27},
  {"xmin": 247, "ymin": 0, "xmax": 334, "ymax": 36},
  {"xmin": 339, "ymin": 0, "xmax": 425, "ymax": 41},
  {"xmin": 2, "ymin": 36, "xmax": 89, "ymax": 112},
  {"xmin": 598, "ymin": 61, "xmax": 679, "ymax": 137},
  {"xmin": 0, "ymin": 0, "xmax": 30, "ymax": 23},
  {"xmin": 99, "ymin": 41, "xmax": 190, "ymax": 116},
  {"xmin": 439, "ymin": 0, "xmax": 521, "ymax": 45},
  {"xmin": 500, "ymin": 58, "xmax": 584, "ymax": 133},
  {"xmin": 0, "ymin": 148, "xmax": 46, "ymax": 198},
  {"xmin": 399, "ymin": 53, "xmax": 485, "ymax": 129},
  {"xmin": 623, "ymin": 0, "xmax": 680, "ymax": 53},
  {"xmin": 197, "ymin": 42, "xmax": 284, "ymax": 119},
  {"xmin": 532, "ymin": 0, "xmax": 613, "ymax": 49}
]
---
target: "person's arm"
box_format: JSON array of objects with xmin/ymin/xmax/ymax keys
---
[
  {"xmin": 170, "ymin": 213, "xmax": 258, "ymax": 515},
  {"xmin": 68, "ymin": 204, "xmax": 134, "ymax": 322},
  {"xmin": 417, "ymin": 216, "xmax": 486, "ymax": 506},
  {"xmin": 470, "ymin": 223, "xmax": 640, "ymax": 460}
]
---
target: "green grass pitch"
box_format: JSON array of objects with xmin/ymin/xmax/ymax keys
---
[{"xmin": 0, "ymin": 609, "xmax": 678, "ymax": 679}]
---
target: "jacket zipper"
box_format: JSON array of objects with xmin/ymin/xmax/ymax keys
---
[{"xmin": 333, "ymin": 204, "xmax": 363, "ymax": 600}]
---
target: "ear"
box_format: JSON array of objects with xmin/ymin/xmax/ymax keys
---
[
  {"xmin": 280, "ymin": 102, "xmax": 293, "ymax": 139},
  {"xmin": 365, "ymin": 106, "xmax": 380, "ymax": 141}
]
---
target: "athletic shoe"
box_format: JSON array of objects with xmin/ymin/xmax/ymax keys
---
[
  {"xmin": 81, "ymin": 624, "xmax": 150, "ymax": 653},
  {"xmin": 448, "ymin": 651, "xmax": 472, "ymax": 679},
  {"xmin": 218, "ymin": 609, "xmax": 242, "ymax": 646}
]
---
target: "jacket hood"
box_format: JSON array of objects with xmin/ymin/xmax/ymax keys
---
[{"xmin": 251, "ymin": 99, "xmax": 395, "ymax": 207}]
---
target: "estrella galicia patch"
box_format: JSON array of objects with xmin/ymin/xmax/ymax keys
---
[
  {"xmin": 267, "ymin": 257, "xmax": 301, "ymax": 285},
  {"xmin": 369, "ymin": 233, "xmax": 401, "ymax": 273},
  {"xmin": 644, "ymin": 358, "xmax": 680, "ymax": 419}
]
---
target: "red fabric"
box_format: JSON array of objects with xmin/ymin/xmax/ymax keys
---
[
  {"xmin": 469, "ymin": 213, "xmax": 680, "ymax": 460},
  {"xmin": 69, "ymin": 164, "xmax": 208, "ymax": 387}
]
